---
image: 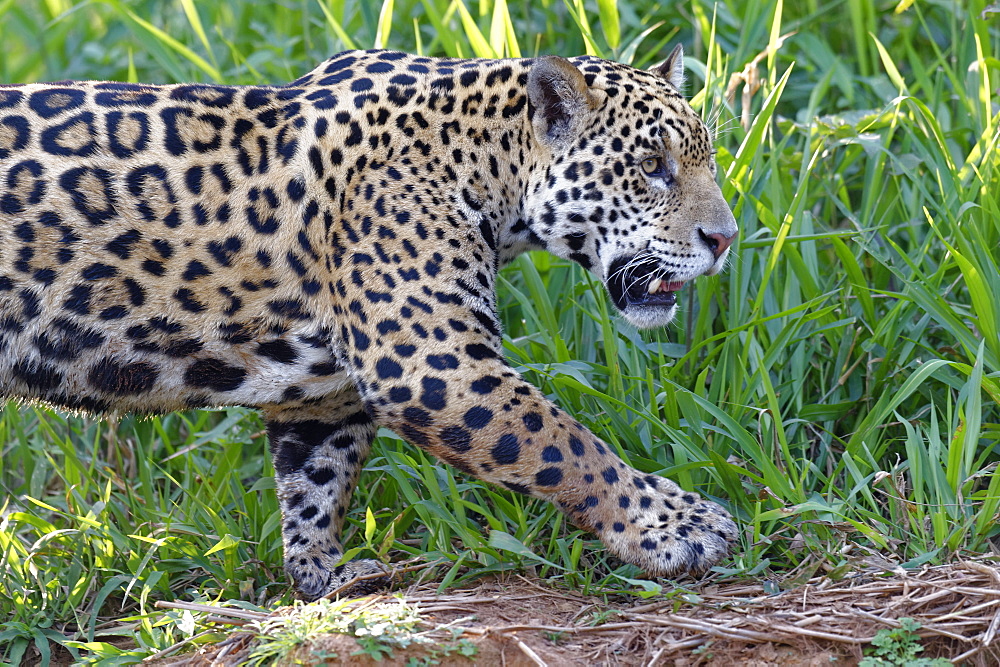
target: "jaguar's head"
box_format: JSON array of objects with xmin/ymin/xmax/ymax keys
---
[{"xmin": 524, "ymin": 46, "xmax": 737, "ymax": 329}]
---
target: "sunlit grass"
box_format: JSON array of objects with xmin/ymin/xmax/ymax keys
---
[{"xmin": 1, "ymin": 0, "xmax": 998, "ymax": 664}]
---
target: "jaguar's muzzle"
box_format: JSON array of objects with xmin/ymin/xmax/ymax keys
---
[{"xmin": 605, "ymin": 255, "xmax": 685, "ymax": 322}]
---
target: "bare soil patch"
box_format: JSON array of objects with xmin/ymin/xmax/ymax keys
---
[{"xmin": 147, "ymin": 559, "xmax": 1000, "ymax": 665}]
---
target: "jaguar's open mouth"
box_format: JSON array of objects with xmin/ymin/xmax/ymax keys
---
[{"xmin": 605, "ymin": 256, "xmax": 685, "ymax": 328}]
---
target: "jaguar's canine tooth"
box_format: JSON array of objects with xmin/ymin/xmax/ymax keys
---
[{"xmin": 648, "ymin": 277, "xmax": 662, "ymax": 294}]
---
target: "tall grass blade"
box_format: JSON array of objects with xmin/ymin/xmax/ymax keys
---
[{"xmin": 374, "ymin": 0, "xmax": 394, "ymax": 49}]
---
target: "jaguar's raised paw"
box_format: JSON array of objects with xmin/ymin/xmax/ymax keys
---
[{"xmin": 594, "ymin": 473, "xmax": 738, "ymax": 578}]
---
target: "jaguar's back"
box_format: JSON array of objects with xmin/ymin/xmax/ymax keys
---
[{"xmin": 0, "ymin": 78, "xmax": 355, "ymax": 414}]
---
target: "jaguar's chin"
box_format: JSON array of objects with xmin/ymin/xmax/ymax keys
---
[
  {"xmin": 619, "ymin": 300, "xmax": 679, "ymax": 329},
  {"xmin": 605, "ymin": 255, "xmax": 686, "ymax": 330}
]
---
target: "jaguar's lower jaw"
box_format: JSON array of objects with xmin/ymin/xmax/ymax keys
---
[
  {"xmin": 618, "ymin": 300, "xmax": 679, "ymax": 330},
  {"xmin": 607, "ymin": 274, "xmax": 683, "ymax": 329},
  {"xmin": 604, "ymin": 255, "xmax": 689, "ymax": 329}
]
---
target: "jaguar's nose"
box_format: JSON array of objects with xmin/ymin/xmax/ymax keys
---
[{"xmin": 698, "ymin": 229, "xmax": 736, "ymax": 260}]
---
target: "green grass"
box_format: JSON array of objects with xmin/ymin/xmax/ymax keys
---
[{"xmin": 1, "ymin": 0, "xmax": 998, "ymax": 663}]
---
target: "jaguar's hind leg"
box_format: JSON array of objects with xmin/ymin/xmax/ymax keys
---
[{"xmin": 263, "ymin": 391, "xmax": 385, "ymax": 600}]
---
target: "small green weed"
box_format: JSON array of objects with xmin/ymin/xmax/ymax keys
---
[
  {"xmin": 248, "ymin": 596, "xmax": 426, "ymax": 664},
  {"xmin": 860, "ymin": 618, "xmax": 951, "ymax": 667},
  {"xmin": 544, "ymin": 630, "xmax": 567, "ymax": 644},
  {"xmin": 246, "ymin": 596, "xmax": 477, "ymax": 665},
  {"xmin": 691, "ymin": 640, "xmax": 715, "ymax": 658},
  {"xmin": 587, "ymin": 609, "xmax": 620, "ymax": 626},
  {"xmin": 404, "ymin": 637, "xmax": 478, "ymax": 666}
]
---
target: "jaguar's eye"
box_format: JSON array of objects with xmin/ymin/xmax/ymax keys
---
[{"xmin": 640, "ymin": 157, "xmax": 663, "ymax": 176}]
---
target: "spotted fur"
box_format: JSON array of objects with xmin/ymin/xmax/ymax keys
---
[{"xmin": 0, "ymin": 47, "xmax": 738, "ymax": 600}]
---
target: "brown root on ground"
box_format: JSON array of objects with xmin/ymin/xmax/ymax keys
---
[{"xmin": 149, "ymin": 559, "xmax": 1000, "ymax": 666}]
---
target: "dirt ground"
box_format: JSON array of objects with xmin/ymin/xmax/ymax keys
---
[{"xmin": 140, "ymin": 559, "xmax": 1000, "ymax": 666}]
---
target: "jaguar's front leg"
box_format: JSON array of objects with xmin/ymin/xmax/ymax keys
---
[
  {"xmin": 263, "ymin": 391, "xmax": 385, "ymax": 600},
  {"xmin": 348, "ymin": 320, "xmax": 738, "ymax": 578}
]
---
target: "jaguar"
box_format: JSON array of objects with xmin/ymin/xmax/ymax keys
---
[{"xmin": 0, "ymin": 45, "xmax": 738, "ymax": 600}]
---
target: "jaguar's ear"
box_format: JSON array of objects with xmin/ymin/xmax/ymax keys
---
[
  {"xmin": 528, "ymin": 56, "xmax": 596, "ymax": 147},
  {"xmin": 653, "ymin": 44, "xmax": 685, "ymax": 90}
]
